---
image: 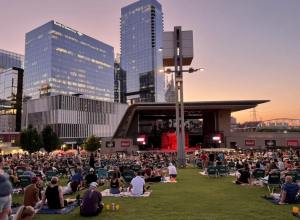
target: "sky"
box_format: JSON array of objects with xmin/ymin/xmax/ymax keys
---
[{"xmin": 1, "ymin": 0, "xmax": 299, "ymax": 123}]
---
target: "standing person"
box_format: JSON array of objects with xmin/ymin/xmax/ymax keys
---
[
  {"xmin": 70, "ymin": 168, "xmax": 83, "ymax": 193},
  {"xmin": 168, "ymin": 163, "xmax": 177, "ymax": 179},
  {"xmin": 23, "ymin": 177, "xmax": 40, "ymax": 208},
  {"xmin": 80, "ymin": 182, "xmax": 103, "ymax": 216},
  {"xmin": 0, "ymin": 173, "xmax": 13, "ymax": 220},
  {"xmin": 89, "ymin": 153, "xmax": 95, "ymax": 169}
]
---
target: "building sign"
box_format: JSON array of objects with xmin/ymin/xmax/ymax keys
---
[
  {"xmin": 265, "ymin": 140, "xmax": 276, "ymax": 147},
  {"xmin": 245, "ymin": 140, "xmax": 255, "ymax": 147},
  {"xmin": 287, "ymin": 140, "xmax": 299, "ymax": 147},
  {"xmin": 106, "ymin": 141, "xmax": 115, "ymax": 148},
  {"xmin": 121, "ymin": 140, "xmax": 130, "ymax": 147}
]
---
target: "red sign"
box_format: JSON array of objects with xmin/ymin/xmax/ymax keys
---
[
  {"xmin": 245, "ymin": 140, "xmax": 255, "ymax": 147},
  {"xmin": 121, "ymin": 140, "xmax": 130, "ymax": 147},
  {"xmin": 287, "ymin": 140, "xmax": 299, "ymax": 147}
]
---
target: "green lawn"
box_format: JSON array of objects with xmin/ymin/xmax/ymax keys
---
[{"xmin": 16, "ymin": 169, "xmax": 295, "ymax": 220}]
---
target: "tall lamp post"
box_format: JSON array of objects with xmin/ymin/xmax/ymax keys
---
[{"xmin": 161, "ymin": 26, "xmax": 204, "ymax": 167}]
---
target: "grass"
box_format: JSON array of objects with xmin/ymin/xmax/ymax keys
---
[{"xmin": 14, "ymin": 168, "xmax": 295, "ymax": 220}]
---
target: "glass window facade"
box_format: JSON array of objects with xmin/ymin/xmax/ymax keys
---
[
  {"xmin": 121, "ymin": 0, "xmax": 165, "ymax": 103},
  {"xmin": 24, "ymin": 21, "xmax": 114, "ymax": 101},
  {"xmin": 0, "ymin": 49, "xmax": 24, "ymax": 72}
]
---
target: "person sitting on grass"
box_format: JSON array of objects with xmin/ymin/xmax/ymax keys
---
[
  {"xmin": 41, "ymin": 177, "xmax": 64, "ymax": 209},
  {"xmin": 80, "ymin": 182, "xmax": 103, "ymax": 217},
  {"xmin": 168, "ymin": 163, "xmax": 177, "ymax": 179},
  {"xmin": 270, "ymin": 176, "xmax": 299, "ymax": 205},
  {"xmin": 235, "ymin": 164, "xmax": 251, "ymax": 185},
  {"xmin": 129, "ymin": 171, "xmax": 146, "ymax": 196},
  {"xmin": 13, "ymin": 206, "xmax": 35, "ymax": 220},
  {"xmin": 110, "ymin": 173, "xmax": 120, "ymax": 194},
  {"xmin": 85, "ymin": 168, "xmax": 98, "ymax": 186},
  {"xmin": 23, "ymin": 177, "xmax": 40, "ymax": 208},
  {"xmin": 70, "ymin": 168, "xmax": 83, "ymax": 193}
]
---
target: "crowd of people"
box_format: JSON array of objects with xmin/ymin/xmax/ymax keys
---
[{"xmin": 0, "ymin": 151, "xmax": 178, "ymax": 220}]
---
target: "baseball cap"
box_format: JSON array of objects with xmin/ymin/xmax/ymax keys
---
[
  {"xmin": 89, "ymin": 168, "xmax": 94, "ymax": 172},
  {"xmin": 90, "ymin": 182, "xmax": 98, "ymax": 188}
]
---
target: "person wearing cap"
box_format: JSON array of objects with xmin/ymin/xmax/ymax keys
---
[
  {"xmin": 23, "ymin": 176, "xmax": 40, "ymax": 208},
  {"xmin": 85, "ymin": 168, "xmax": 98, "ymax": 186},
  {"xmin": 80, "ymin": 182, "xmax": 103, "ymax": 216}
]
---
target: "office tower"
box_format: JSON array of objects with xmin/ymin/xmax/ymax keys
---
[
  {"xmin": 121, "ymin": 0, "xmax": 165, "ymax": 103},
  {"xmin": 0, "ymin": 49, "xmax": 23, "ymax": 72},
  {"xmin": 24, "ymin": 21, "xmax": 114, "ymax": 101},
  {"xmin": 114, "ymin": 54, "xmax": 127, "ymax": 103},
  {"xmin": 165, "ymin": 76, "xmax": 176, "ymax": 103}
]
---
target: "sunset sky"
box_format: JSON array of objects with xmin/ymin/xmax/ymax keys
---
[{"xmin": 1, "ymin": 0, "xmax": 299, "ymax": 122}]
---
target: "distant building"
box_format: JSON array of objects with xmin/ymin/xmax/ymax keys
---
[
  {"xmin": 165, "ymin": 76, "xmax": 175, "ymax": 102},
  {"xmin": 24, "ymin": 21, "xmax": 114, "ymax": 101},
  {"xmin": 114, "ymin": 54, "xmax": 127, "ymax": 103},
  {"xmin": 0, "ymin": 49, "xmax": 23, "ymax": 72},
  {"xmin": 22, "ymin": 95, "xmax": 128, "ymax": 143},
  {"xmin": 120, "ymin": 0, "xmax": 165, "ymax": 103}
]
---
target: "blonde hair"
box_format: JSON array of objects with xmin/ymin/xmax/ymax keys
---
[{"xmin": 13, "ymin": 206, "xmax": 35, "ymax": 220}]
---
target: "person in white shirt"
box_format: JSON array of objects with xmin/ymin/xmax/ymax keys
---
[
  {"xmin": 129, "ymin": 172, "xmax": 145, "ymax": 196},
  {"xmin": 168, "ymin": 163, "xmax": 177, "ymax": 178}
]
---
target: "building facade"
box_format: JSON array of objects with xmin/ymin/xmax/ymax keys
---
[
  {"xmin": 121, "ymin": 0, "xmax": 165, "ymax": 103},
  {"xmin": 114, "ymin": 55, "xmax": 127, "ymax": 103},
  {"xmin": 24, "ymin": 21, "xmax": 114, "ymax": 101},
  {"xmin": 0, "ymin": 49, "xmax": 23, "ymax": 72},
  {"xmin": 22, "ymin": 95, "xmax": 128, "ymax": 142}
]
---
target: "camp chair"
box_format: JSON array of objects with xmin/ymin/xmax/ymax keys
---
[
  {"xmin": 228, "ymin": 161, "xmax": 236, "ymax": 172},
  {"xmin": 45, "ymin": 170, "xmax": 58, "ymax": 182},
  {"xmin": 3, "ymin": 166, "xmax": 10, "ymax": 174},
  {"xmin": 16, "ymin": 169, "xmax": 25, "ymax": 177},
  {"xmin": 19, "ymin": 175, "xmax": 32, "ymax": 188},
  {"xmin": 96, "ymin": 168, "xmax": 108, "ymax": 180},
  {"xmin": 217, "ymin": 165, "xmax": 229, "ymax": 176},
  {"xmin": 252, "ymin": 169, "xmax": 265, "ymax": 180},
  {"xmin": 195, "ymin": 159, "xmax": 203, "ymax": 169},
  {"xmin": 267, "ymin": 172, "xmax": 281, "ymax": 193},
  {"xmin": 122, "ymin": 170, "xmax": 135, "ymax": 183},
  {"xmin": 131, "ymin": 164, "xmax": 142, "ymax": 172},
  {"xmin": 207, "ymin": 166, "xmax": 218, "ymax": 177}
]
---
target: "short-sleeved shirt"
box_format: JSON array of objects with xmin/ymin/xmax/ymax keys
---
[
  {"xmin": 71, "ymin": 173, "xmax": 83, "ymax": 183},
  {"xmin": 282, "ymin": 183, "xmax": 299, "ymax": 203},
  {"xmin": 130, "ymin": 176, "xmax": 145, "ymax": 196},
  {"xmin": 80, "ymin": 190, "xmax": 102, "ymax": 215}
]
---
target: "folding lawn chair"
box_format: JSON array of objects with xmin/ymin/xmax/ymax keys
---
[
  {"xmin": 217, "ymin": 165, "xmax": 229, "ymax": 176},
  {"xmin": 252, "ymin": 169, "xmax": 265, "ymax": 180},
  {"xmin": 207, "ymin": 166, "xmax": 218, "ymax": 177},
  {"xmin": 96, "ymin": 168, "xmax": 108, "ymax": 180},
  {"xmin": 267, "ymin": 172, "xmax": 281, "ymax": 193},
  {"xmin": 19, "ymin": 175, "xmax": 32, "ymax": 188},
  {"xmin": 45, "ymin": 170, "xmax": 58, "ymax": 182}
]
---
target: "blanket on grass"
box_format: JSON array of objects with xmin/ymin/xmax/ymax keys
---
[
  {"xmin": 262, "ymin": 196, "xmax": 300, "ymax": 205},
  {"xmin": 12, "ymin": 201, "xmax": 79, "ymax": 215},
  {"xmin": 161, "ymin": 177, "xmax": 177, "ymax": 183},
  {"xmin": 101, "ymin": 189, "xmax": 152, "ymax": 197}
]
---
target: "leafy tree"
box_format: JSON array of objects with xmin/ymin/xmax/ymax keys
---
[
  {"xmin": 41, "ymin": 125, "xmax": 60, "ymax": 152},
  {"xmin": 20, "ymin": 125, "xmax": 42, "ymax": 153},
  {"xmin": 83, "ymin": 135, "xmax": 101, "ymax": 152}
]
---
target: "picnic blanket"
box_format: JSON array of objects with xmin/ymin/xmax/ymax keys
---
[
  {"xmin": 161, "ymin": 177, "xmax": 177, "ymax": 183},
  {"xmin": 101, "ymin": 189, "xmax": 152, "ymax": 197},
  {"xmin": 262, "ymin": 196, "xmax": 300, "ymax": 205},
  {"xmin": 12, "ymin": 201, "xmax": 79, "ymax": 215}
]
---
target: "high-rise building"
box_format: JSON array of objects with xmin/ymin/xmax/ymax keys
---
[
  {"xmin": 121, "ymin": 0, "xmax": 165, "ymax": 103},
  {"xmin": 165, "ymin": 76, "xmax": 176, "ymax": 103},
  {"xmin": 114, "ymin": 54, "xmax": 127, "ymax": 103},
  {"xmin": 24, "ymin": 21, "xmax": 114, "ymax": 101},
  {"xmin": 0, "ymin": 49, "xmax": 24, "ymax": 72}
]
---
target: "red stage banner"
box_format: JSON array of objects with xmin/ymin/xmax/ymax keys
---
[
  {"xmin": 121, "ymin": 140, "xmax": 130, "ymax": 147},
  {"xmin": 245, "ymin": 140, "xmax": 255, "ymax": 147},
  {"xmin": 287, "ymin": 140, "xmax": 299, "ymax": 147}
]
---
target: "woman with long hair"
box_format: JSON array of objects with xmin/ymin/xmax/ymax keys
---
[{"xmin": 13, "ymin": 206, "xmax": 35, "ymax": 220}]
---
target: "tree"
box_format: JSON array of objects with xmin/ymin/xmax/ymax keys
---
[
  {"xmin": 20, "ymin": 125, "xmax": 42, "ymax": 153},
  {"xmin": 41, "ymin": 125, "xmax": 60, "ymax": 152},
  {"xmin": 83, "ymin": 135, "xmax": 101, "ymax": 152}
]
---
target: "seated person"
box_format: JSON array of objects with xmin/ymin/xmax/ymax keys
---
[
  {"xmin": 23, "ymin": 177, "xmax": 40, "ymax": 208},
  {"xmin": 80, "ymin": 182, "xmax": 103, "ymax": 217},
  {"xmin": 70, "ymin": 168, "xmax": 83, "ymax": 193},
  {"xmin": 41, "ymin": 177, "xmax": 64, "ymax": 209},
  {"xmin": 129, "ymin": 172, "xmax": 146, "ymax": 196},
  {"xmin": 110, "ymin": 174, "xmax": 120, "ymax": 194},
  {"xmin": 168, "ymin": 163, "xmax": 177, "ymax": 179},
  {"xmin": 235, "ymin": 164, "xmax": 251, "ymax": 185},
  {"xmin": 85, "ymin": 168, "xmax": 98, "ymax": 186},
  {"xmin": 13, "ymin": 206, "xmax": 35, "ymax": 220},
  {"xmin": 271, "ymin": 176, "xmax": 299, "ymax": 204}
]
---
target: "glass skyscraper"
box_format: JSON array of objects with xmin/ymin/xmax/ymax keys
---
[
  {"xmin": 24, "ymin": 21, "xmax": 114, "ymax": 101},
  {"xmin": 121, "ymin": 0, "xmax": 165, "ymax": 103},
  {"xmin": 0, "ymin": 49, "xmax": 23, "ymax": 72}
]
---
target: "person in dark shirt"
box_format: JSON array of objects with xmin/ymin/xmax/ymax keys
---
[
  {"xmin": 41, "ymin": 177, "xmax": 64, "ymax": 209},
  {"xmin": 110, "ymin": 174, "xmax": 120, "ymax": 194},
  {"xmin": 235, "ymin": 164, "xmax": 251, "ymax": 185},
  {"xmin": 80, "ymin": 182, "xmax": 103, "ymax": 216},
  {"xmin": 277, "ymin": 176, "xmax": 299, "ymax": 204},
  {"xmin": 89, "ymin": 153, "xmax": 95, "ymax": 168},
  {"xmin": 70, "ymin": 168, "xmax": 83, "ymax": 193},
  {"xmin": 85, "ymin": 168, "xmax": 98, "ymax": 186}
]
